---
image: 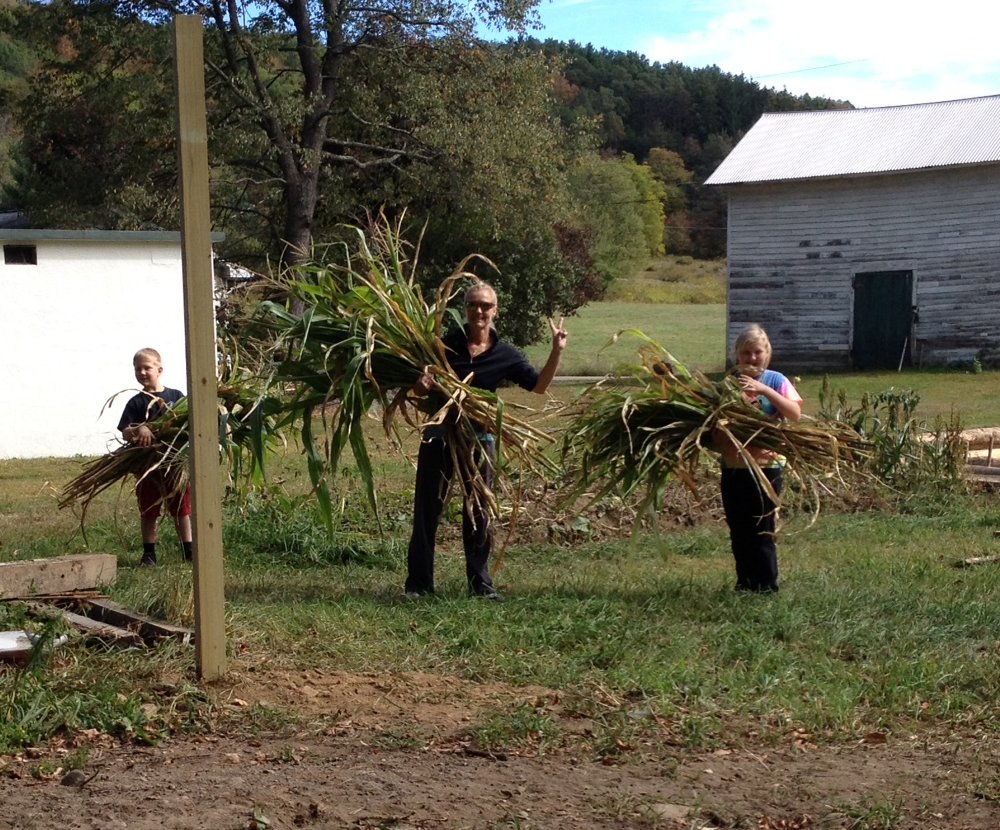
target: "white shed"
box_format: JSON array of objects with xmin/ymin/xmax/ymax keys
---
[
  {"xmin": 706, "ymin": 95, "xmax": 1000, "ymax": 371},
  {"xmin": 1, "ymin": 229, "xmax": 218, "ymax": 459}
]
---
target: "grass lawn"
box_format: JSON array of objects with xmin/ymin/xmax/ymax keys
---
[
  {"xmin": 6, "ymin": 447, "xmax": 1000, "ymax": 756},
  {"xmin": 524, "ymin": 302, "xmax": 726, "ymax": 376},
  {"xmin": 522, "ymin": 299, "xmax": 999, "ymax": 427},
  {"xmin": 3, "ymin": 255, "xmax": 999, "ymax": 763}
]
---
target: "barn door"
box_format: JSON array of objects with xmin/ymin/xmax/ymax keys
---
[{"xmin": 852, "ymin": 270, "xmax": 914, "ymax": 370}]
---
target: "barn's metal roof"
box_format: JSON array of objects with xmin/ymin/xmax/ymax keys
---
[{"xmin": 705, "ymin": 94, "xmax": 1000, "ymax": 185}]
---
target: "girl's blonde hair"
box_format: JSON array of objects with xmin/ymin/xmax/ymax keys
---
[{"xmin": 733, "ymin": 324, "xmax": 772, "ymax": 367}]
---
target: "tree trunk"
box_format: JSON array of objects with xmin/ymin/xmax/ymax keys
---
[{"xmin": 280, "ymin": 170, "xmax": 321, "ymax": 313}]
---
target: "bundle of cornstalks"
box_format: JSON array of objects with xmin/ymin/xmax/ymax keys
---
[
  {"xmin": 560, "ymin": 333, "xmax": 869, "ymax": 521},
  {"xmin": 59, "ymin": 376, "xmax": 283, "ymax": 531},
  {"xmin": 253, "ymin": 213, "xmax": 558, "ymax": 529},
  {"xmin": 59, "ymin": 396, "xmax": 191, "ymax": 528}
]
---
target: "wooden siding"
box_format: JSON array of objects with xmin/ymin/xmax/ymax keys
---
[{"xmin": 724, "ymin": 165, "xmax": 1000, "ymax": 371}]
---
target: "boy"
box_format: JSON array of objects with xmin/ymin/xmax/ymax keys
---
[{"xmin": 117, "ymin": 348, "xmax": 193, "ymax": 566}]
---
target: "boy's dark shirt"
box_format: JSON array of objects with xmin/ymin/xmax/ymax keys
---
[{"xmin": 117, "ymin": 388, "xmax": 184, "ymax": 432}]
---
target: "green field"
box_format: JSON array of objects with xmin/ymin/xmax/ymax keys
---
[
  {"xmin": 523, "ymin": 302, "xmax": 726, "ymax": 375},
  {"xmin": 524, "ymin": 298, "xmax": 999, "ymax": 428}
]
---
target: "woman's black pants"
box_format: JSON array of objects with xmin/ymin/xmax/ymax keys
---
[{"xmin": 405, "ymin": 436, "xmax": 495, "ymax": 595}]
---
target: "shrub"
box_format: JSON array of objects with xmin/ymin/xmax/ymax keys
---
[{"xmin": 816, "ymin": 378, "xmax": 966, "ymax": 501}]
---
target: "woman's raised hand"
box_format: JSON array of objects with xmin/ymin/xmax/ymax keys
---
[{"xmin": 549, "ymin": 316, "xmax": 568, "ymax": 352}]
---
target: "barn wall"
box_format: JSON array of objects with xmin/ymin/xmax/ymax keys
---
[
  {"xmin": 1, "ymin": 239, "xmax": 189, "ymax": 458},
  {"xmin": 724, "ymin": 165, "xmax": 1000, "ymax": 371}
]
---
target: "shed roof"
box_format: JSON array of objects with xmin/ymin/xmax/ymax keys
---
[
  {"xmin": 705, "ymin": 94, "xmax": 1000, "ymax": 185},
  {"xmin": 0, "ymin": 228, "xmax": 224, "ymax": 243}
]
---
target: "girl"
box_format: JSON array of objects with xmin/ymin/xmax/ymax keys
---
[{"xmin": 718, "ymin": 324, "xmax": 802, "ymax": 592}]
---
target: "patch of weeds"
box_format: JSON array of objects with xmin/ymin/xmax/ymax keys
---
[
  {"xmin": 370, "ymin": 727, "xmax": 424, "ymax": 750},
  {"xmin": 816, "ymin": 380, "xmax": 966, "ymax": 500},
  {"xmin": 119, "ymin": 569, "xmax": 195, "ymax": 626},
  {"xmin": 565, "ymin": 689, "xmax": 673, "ymax": 764},
  {"xmin": 0, "ymin": 632, "xmax": 167, "ymax": 755},
  {"xmin": 63, "ymin": 745, "xmax": 91, "ymax": 771},
  {"xmin": 151, "ymin": 680, "xmax": 215, "ymax": 735},
  {"xmin": 590, "ymin": 725, "xmax": 637, "ymax": 762},
  {"xmin": 843, "ymin": 795, "xmax": 904, "ymax": 829},
  {"xmin": 675, "ymin": 713, "xmax": 723, "ymax": 749},
  {"xmin": 267, "ymin": 744, "xmax": 314, "ymax": 764},
  {"xmin": 223, "ymin": 490, "xmax": 398, "ymax": 567},
  {"xmin": 546, "ymin": 513, "xmax": 593, "ymax": 543},
  {"xmin": 593, "ymin": 792, "xmax": 676, "ymax": 828},
  {"xmin": 467, "ymin": 702, "xmax": 562, "ymax": 755},
  {"xmin": 30, "ymin": 760, "xmax": 61, "ymax": 780},
  {"xmin": 969, "ymin": 770, "xmax": 1000, "ymax": 802},
  {"xmin": 223, "ymin": 702, "xmax": 304, "ymax": 736},
  {"xmin": 486, "ymin": 819, "xmax": 544, "ymax": 830}
]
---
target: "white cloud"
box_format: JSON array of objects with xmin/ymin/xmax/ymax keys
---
[{"xmin": 639, "ymin": 0, "xmax": 1000, "ymax": 107}]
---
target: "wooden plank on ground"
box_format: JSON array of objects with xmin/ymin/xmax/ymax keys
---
[
  {"xmin": 965, "ymin": 473, "xmax": 1000, "ymax": 486},
  {"xmin": 76, "ymin": 598, "xmax": 193, "ymax": 644},
  {"xmin": 19, "ymin": 601, "xmax": 143, "ymax": 646},
  {"xmin": 958, "ymin": 427, "xmax": 1000, "ymax": 451},
  {"xmin": 0, "ymin": 555, "xmax": 117, "ymax": 600},
  {"xmin": 963, "ymin": 464, "xmax": 1000, "ymax": 484},
  {"xmin": 954, "ymin": 554, "xmax": 1000, "ymax": 568}
]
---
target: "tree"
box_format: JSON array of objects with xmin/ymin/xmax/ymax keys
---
[
  {"xmin": 155, "ymin": 0, "xmax": 543, "ymax": 273},
  {"xmin": 687, "ymin": 133, "xmax": 733, "ymax": 259},
  {"xmin": 566, "ymin": 152, "xmax": 664, "ymax": 287},
  {"xmin": 0, "ymin": 0, "xmax": 36, "ymax": 206},
  {"xmin": 372, "ymin": 41, "xmax": 601, "ymax": 343},
  {"xmin": 647, "ymin": 147, "xmax": 693, "ymax": 255},
  {"xmin": 12, "ymin": 1, "xmax": 606, "ymax": 342},
  {"xmin": 11, "ymin": 4, "xmax": 179, "ymax": 228}
]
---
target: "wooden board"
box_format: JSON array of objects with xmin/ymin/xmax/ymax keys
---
[
  {"xmin": 0, "ymin": 554, "xmax": 117, "ymax": 600},
  {"xmin": 77, "ymin": 598, "xmax": 193, "ymax": 644},
  {"xmin": 957, "ymin": 428, "xmax": 1000, "ymax": 451},
  {"xmin": 175, "ymin": 15, "xmax": 227, "ymax": 681},
  {"xmin": 954, "ymin": 554, "xmax": 1000, "ymax": 568},
  {"xmin": 20, "ymin": 601, "xmax": 143, "ymax": 647}
]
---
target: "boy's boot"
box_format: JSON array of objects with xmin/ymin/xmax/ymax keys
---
[
  {"xmin": 140, "ymin": 543, "xmax": 157, "ymax": 567},
  {"xmin": 183, "ymin": 542, "xmax": 194, "ymax": 562}
]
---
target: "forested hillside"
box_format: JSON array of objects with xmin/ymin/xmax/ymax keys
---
[
  {"xmin": 0, "ymin": 1, "xmax": 848, "ymax": 342},
  {"xmin": 530, "ymin": 39, "xmax": 851, "ymax": 257}
]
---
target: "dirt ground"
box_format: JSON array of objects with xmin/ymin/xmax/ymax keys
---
[{"xmin": 2, "ymin": 665, "xmax": 999, "ymax": 830}]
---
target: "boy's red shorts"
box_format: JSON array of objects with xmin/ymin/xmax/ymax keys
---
[{"xmin": 136, "ymin": 471, "xmax": 192, "ymax": 519}]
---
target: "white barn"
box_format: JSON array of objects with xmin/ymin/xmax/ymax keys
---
[
  {"xmin": 0, "ymin": 229, "xmax": 217, "ymax": 459},
  {"xmin": 705, "ymin": 95, "xmax": 1000, "ymax": 371}
]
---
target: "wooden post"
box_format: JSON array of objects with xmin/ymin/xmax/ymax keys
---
[{"xmin": 174, "ymin": 15, "xmax": 226, "ymax": 680}]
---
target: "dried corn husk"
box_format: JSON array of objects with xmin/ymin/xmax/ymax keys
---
[
  {"xmin": 59, "ymin": 378, "xmax": 282, "ymax": 534},
  {"xmin": 560, "ymin": 332, "xmax": 869, "ymax": 523},
  {"xmin": 252, "ymin": 212, "xmax": 558, "ymax": 530}
]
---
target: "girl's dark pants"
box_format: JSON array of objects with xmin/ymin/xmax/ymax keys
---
[
  {"xmin": 720, "ymin": 466, "xmax": 783, "ymax": 592},
  {"xmin": 406, "ymin": 436, "xmax": 496, "ymax": 596}
]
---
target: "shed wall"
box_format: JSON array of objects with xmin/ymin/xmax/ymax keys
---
[
  {"xmin": 1, "ymin": 240, "xmax": 188, "ymax": 458},
  {"xmin": 725, "ymin": 165, "xmax": 1000, "ymax": 371}
]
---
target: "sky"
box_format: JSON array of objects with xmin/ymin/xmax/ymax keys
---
[{"xmin": 488, "ymin": 0, "xmax": 1000, "ymax": 108}]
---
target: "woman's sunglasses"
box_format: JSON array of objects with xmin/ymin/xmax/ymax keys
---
[{"xmin": 466, "ymin": 301, "xmax": 495, "ymax": 311}]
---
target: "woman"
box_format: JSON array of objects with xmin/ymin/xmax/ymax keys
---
[{"xmin": 405, "ymin": 282, "xmax": 568, "ymax": 601}]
